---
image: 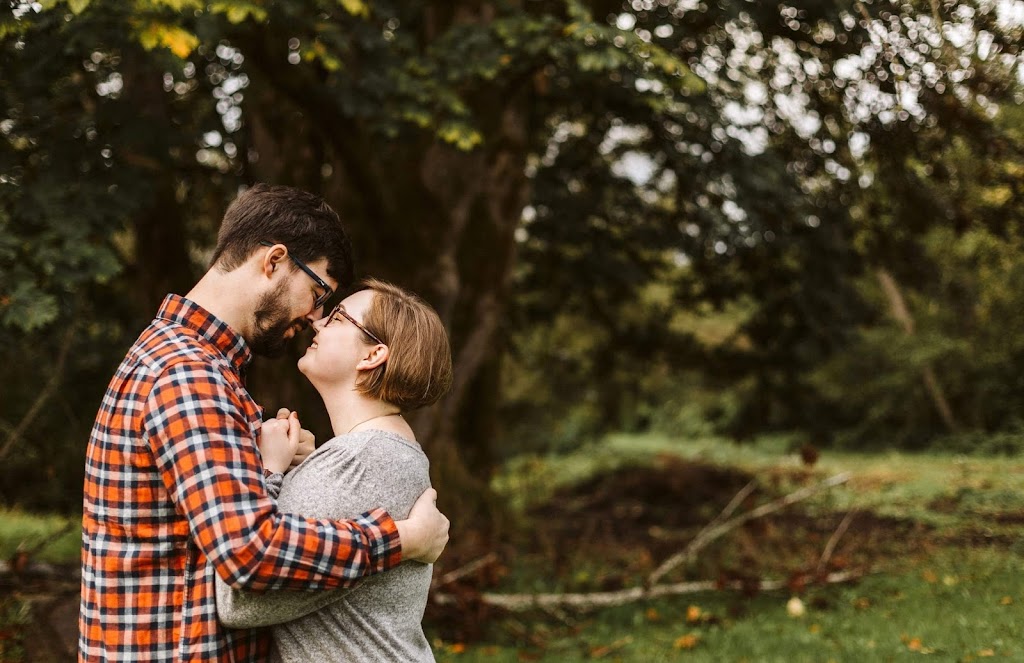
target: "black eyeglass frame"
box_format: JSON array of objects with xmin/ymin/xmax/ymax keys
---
[
  {"xmin": 259, "ymin": 241, "xmax": 334, "ymax": 309},
  {"xmin": 326, "ymin": 303, "xmax": 385, "ymax": 346}
]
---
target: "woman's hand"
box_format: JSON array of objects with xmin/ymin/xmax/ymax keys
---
[
  {"xmin": 275, "ymin": 407, "xmax": 316, "ymax": 468},
  {"xmin": 259, "ymin": 412, "xmax": 300, "ymax": 475}
]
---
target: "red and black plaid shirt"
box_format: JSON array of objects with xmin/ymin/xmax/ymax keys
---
[{"xmin": 80, "ymin": 294, "xmax": 402, "ymax": 662}]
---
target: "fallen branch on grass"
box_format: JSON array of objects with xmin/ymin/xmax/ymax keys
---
[
  {"xmin": 817, "ymin": 510, "xmax": 855, "ymax": 575},
  {"xmin": 432, "ymin": 472, "xmax": 857, "ymax": 613},
  {"xmin": 432, "ymin": 571, "xmax": 862, "ymax": 611},
  {"xmin": 431, "ymin": 552, "xmax": 499, "ymax": 590},
  {"xmin": 648, "ymin": 472, "xmax": 852, "ymax": 585}
]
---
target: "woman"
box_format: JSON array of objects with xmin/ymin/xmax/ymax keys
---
[{"xmin": 216, "ymin": 278, "xmax": 453, "ymax": 662}]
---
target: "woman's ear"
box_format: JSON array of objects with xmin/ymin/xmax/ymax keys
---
[{"xmin": 356, "ymin": 344, "xmax": 389, "ymax": 372}]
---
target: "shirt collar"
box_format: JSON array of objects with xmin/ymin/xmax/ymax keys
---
[{"xmin": 156, "ymin": 294, "xmax": 253, "ymax": 372}]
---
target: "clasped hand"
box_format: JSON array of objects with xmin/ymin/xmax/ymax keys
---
[
  {"xmin": 259, "ymin": 408, "xmax": 450, "ymax": 564},
  {"xmin": 259, "ymin": 408, "xmax": 316, "ymax": 474}
]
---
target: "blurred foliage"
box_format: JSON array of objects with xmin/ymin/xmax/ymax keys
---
[
  {"xmin": 501, "ymin": 0, "xmax": 1024, "ymax": 452},
  {"xmin": 814, "ymin": 221, "xmax": 1024, "ymax": 449},
  {"xmin": 2, "ymin": 0, "xmax": 1024, "ymax": 512}
]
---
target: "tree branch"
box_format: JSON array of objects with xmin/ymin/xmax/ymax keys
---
[
  {"xmin": 432, "ymin": 552, "xmax": 499, "ymax": 590},
  {"xmin": 430, "ymin": 472, "xmax": 857, "ymax": 612},
  {"xmin": 648, "ymin": 472, "xmax": 851, "ymax": 585},
  {"xmin": 876, "ymin": 268, "xmax": 959, "ymax": 432},
  {"xmin": 705, "ymin": 479, "xmax": 757, "ymax": 532},
  {"xmin": 0, "ymin": 323, "xmax": 77, "ymax": 463},
  {"xmin": 231, "ymin": 31, "xmax": 390, "ymax": 220},
  {"xmin": 817, "ymin": 510, "xmax": 855, "ymax": 575},
  {"xmin": 432, "ymin": 571, "xmax": 861, "ymax": 612}
]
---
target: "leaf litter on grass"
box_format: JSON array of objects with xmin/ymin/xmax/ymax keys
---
[{"xmin": 432, "ymin": 437, "xmax": 1024, "ymax": 661}]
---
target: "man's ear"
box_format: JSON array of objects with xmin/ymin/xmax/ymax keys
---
[
  {"xmin": 260, "ymin": 243, "xmax": 287, "ymax": 279},
  {"xmin": 356, "ymin": 344, "xmax": 390, "ymax": 372}
]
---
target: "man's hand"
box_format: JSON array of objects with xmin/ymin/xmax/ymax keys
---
[
  {"xmin": 395, "ymin": 488, "xmax": 449, "ymax": 564},
  {"xmin": 259, "ymin": 413, "xmax": 300, "ymax": 474},
  {"xmin": 276, "ymin": 408, "xmax": 316, "ymax": 469}
]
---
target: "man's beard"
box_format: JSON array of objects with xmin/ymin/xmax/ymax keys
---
[{"xmin": 250, "ymin": 284, "xmax": 304, "ymax": 358}]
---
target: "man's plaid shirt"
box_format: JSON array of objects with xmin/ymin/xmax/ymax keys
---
[{"xmin": 80, "ymin": 294, "xmax": 403, "ymax": 662}]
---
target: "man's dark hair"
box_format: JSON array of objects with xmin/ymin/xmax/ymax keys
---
[{"xmin": 211, "ymin": 183, "xmax": 354, "ymax": 288}]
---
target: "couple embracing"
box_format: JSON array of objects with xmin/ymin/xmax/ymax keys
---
[{"xmin": 80, "ymin": 184, "xmax": 454, "ymax": 662}]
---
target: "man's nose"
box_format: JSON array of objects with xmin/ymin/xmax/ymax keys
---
[{"xmin": 306, "ymin": 305, "xmax": 327, "ymax": 323}]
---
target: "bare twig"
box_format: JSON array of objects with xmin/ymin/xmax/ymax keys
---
[
  {"xmin": 877, "ymin": 269, "xmax": 959, "ymax": 432},
  {"xmin": 646, "ymin": 480, "xmax": 755, "ymax": 584},
  {"xmin": 432, "ymin": 472, "xmax": 858, "ymax": 613},
  {"xmin": 433, "ymin": 571, "xmax": 861, "ymax": 612},
  {"xmin": 708, "ymin": 479, "xmax": 757, "ymax": 529},
  {"xmin": 431, "ymin": 552, "xmax": 499, "ymax": 590},
  {"xmin": 817, "ymin": 511, "xmax": 856, "ymax": 575},
  {"xmin": 928, "ymin": 0, "xmax": 945, "ymax": 33},
  {"xmin": 540, "ymin": 604, "xmax": 573, "ymax": 626},
  {"xmin": 648, "ymin": 473, "xmax": 851, "ymax": 585},
  {"xmin": 0, "ymin": 323, "xmax": 77, "ymax": 462},
  {"xmin": 0, "ymin": 519, "xmax": 78, "ymax": 580}
]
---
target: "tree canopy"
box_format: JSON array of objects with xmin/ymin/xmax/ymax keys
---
[{"xmin": 2, "ymin": 0, "xmax": 1023, "ymax": 515}]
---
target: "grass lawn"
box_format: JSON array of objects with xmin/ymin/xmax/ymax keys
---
[
  {"xmin": 431, "ymin": 433, "xmax": 1024, "ymax": 662},
  {"xmin": 494, "ymin": 432, "xmax": 1024, "ymax": 525},
  {"xmin": 0, "ymin": 509, "xmax": 79, "ymax": 564},
  {"xmin": 431, "ymin": 546, "xmax": 1024, "ymax": 662},
  {"xmin": 2, "ymin": 432, "xmax": 1023, "ymax": 662}
]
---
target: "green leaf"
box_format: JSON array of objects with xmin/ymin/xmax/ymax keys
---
[
  {"xmin": 0, "ymin": 22, "xmax": 26, "ymax": 40},
  {"xmin": 0, "ymin": 284, "xmax": 59, "ymax": 332},
  {"xmin": 68, "ymin": 0, "xmax": 91, "ymax": 14},
  {"xmin": 210, "ymin": 1, "xmax": 267, "ymax": 24},
  {"xmin": 305, "ymin": 41, "xmax": 344, "ymax": 71},
  {"xmin": 339, "ymin": 0, "xmax": 369, "ymax": 18},
  {"xmin": 437, "ymin": 123, "xmax": 482, "ymax": 151},
  {"xmin": 148, "ymin": 0, "xmax": 204, "ymax": 10},
  {"xmin": 137, "ymin": 23, "xmax": 199, "ymax": 59}
]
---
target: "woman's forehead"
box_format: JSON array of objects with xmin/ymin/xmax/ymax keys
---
[{"xmin": 341, "ymin": 288, "xmax": 375, "ymax": 312}]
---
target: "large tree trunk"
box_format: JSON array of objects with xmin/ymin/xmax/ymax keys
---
[
  {"xmin": 120, "ymin": 51, "xmax": 194, "ymax": 312},
  {"xmin": 237, "ymin": 14, "xmax": 533, "ymax": 536}
]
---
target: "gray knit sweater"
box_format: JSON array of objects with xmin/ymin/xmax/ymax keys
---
[{"xmin": 215, "ymin": 429, "xmax": 434, "ymax": 663}]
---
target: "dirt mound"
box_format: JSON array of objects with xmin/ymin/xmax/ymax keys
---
[
  {"xmin": 529, "ymin": 457, "xmax": 754, "ymax": 536},
  {"xmin": 507, "ymin": 459, "xmax": 933, "ymax": 587}
]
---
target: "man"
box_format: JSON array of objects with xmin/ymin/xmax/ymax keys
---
[{"xmin": 79, "ymin": 184, "xmax": 449, "ymax": 662}]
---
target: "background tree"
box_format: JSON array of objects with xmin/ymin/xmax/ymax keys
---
[{"xmin": 2, "ymin": 0, "xmax": 1022, "ymax": 526}]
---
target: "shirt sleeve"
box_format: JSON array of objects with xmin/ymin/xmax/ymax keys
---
[
  {"xmin": 215, "ymin": 570, "xmax": 352, "ymax": 628},
  {"xmin": 263, "ymin": 469, "xmax": 283, "ymax": 498},
  {"xmin": 216, "ymin": 435, "xmax": 433, "ymax": 628},
  {"xmin": 143, "ymin": 361, "xmax": 402, "ymax": 591}
]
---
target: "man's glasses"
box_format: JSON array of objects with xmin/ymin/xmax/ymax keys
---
[
  {"xmin": 260, "ymin": 241, "xmax": 334, "ymax": 309},
  {"xmin": 326, "ymin": 303, "xmax": 385, "ymax": 345}
]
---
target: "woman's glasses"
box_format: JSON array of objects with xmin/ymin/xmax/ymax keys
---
[{"xmin": 326, "ymin": 303, "xmax": 385, "ymax": 345}]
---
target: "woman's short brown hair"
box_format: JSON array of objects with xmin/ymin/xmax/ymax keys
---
[{"xmin": 354, "ymin": 279, "xmax": 453, "ymax": 412}]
